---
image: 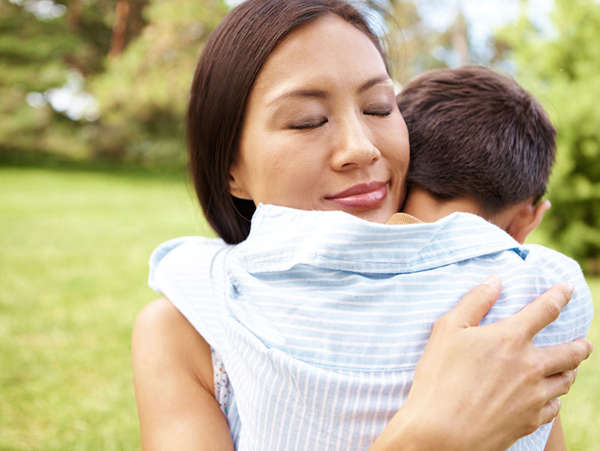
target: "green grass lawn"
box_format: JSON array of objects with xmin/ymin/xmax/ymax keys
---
[
  {"xmin": 0, "ymin": 165, "xmax": 211, "ymax": 450},
  {"xmin": 0, "ymin": 166, "xmax": 598, "ymax": 450},
  {"xmin": 561, "ymin": 276, "xmax": 600, "ymax": 449}
]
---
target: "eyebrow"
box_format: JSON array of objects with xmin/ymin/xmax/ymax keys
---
[
  {"xmin": 357, "ymin": 75, "xmax": 393, "ymax": 93},
  {"xmin": 267, "ymin": 75, "xmax": 392, "ymax": 106}
]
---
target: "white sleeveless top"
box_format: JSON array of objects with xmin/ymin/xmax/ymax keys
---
[{"xmin": 149, "ymin": 205, "xmax": 593, "ymax": 451}]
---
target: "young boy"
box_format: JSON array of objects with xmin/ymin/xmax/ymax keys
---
[
  {"xmin": 149, "ymin": 66, "xmax": 593, "ymax": 450},
  {"xmin": 395, "ymin": 65, "xmax": 554, "ymax": 241},
  {"xmin": 387, "ymin": 66, "xmax": 590, "ymax": 449}
]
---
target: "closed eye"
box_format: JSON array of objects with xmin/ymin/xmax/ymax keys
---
[
  {"xmin": 364, "ymin": 109, "xmax": 392, "ymax": 117},
  {"xmin": 289, "ymin": 118, "xmax": 328, "ymax": 130}
]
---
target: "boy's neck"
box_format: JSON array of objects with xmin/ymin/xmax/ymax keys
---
[
  {"xmin": 402, "ymin": 187, "xmax": 487, "ymax": 223},
  {"xmin": 401, "ymin": 187, "xmax": 546, "ymax": 244}
]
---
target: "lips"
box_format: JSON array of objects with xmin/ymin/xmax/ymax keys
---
[{"xmin": 325, "ymin": 181, "xmax": 388, "ymax": 209}]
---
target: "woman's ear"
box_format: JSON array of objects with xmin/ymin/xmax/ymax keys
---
[
  {"xmin": 506, "ymin": 199, "xmax": 551, "ymax": 244},
  {"xmin": 228, "ymin": 170, "xmax": 252, "ymax": 200}
]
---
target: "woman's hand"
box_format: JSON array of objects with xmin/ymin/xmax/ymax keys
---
[{"xmin": 371, "ymin": 276, "xmax": 593, "ymax": 451}]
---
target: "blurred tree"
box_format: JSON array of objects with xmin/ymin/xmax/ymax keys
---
[
  {"xmin": 376, "ymin": 0, "xmax": 448, "ymax": 84},
  {"xmin": 374, "ymin": 0, "xmax": 525, "ymax": 85},
  {"xmin": 108, "ymin": 0, "xmax": 148, "ymax": 57},
  {"xmin": 446, "ymin": 9, "xmax": 469, "ymax": 66},
  {"xmin": 497, "ymin": 0, "xmax": 600, "ymax": 272},
  {"xmin": 89, "ymin": 0, "xmax": 227, "ymax": 165},
  {"xmin": 374, "ymin": 0, "xmax": 475, "ymax": 84},
  {"xmin": 0, "ymin": 0, "xmax": 128, "ymax": 158}
]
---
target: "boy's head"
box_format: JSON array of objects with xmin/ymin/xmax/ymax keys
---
[{"xmin": 398, "ymin": 65, "xmax": 556, "ymax": 243}]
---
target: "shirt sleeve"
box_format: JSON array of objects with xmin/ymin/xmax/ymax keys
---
[
  {"xmin": 148, "ymin": 236, "xmax": 232, "ymax": 350},
  {"xmin": 526, "ymin": 244, "xmax": 594, "ymax": 347}
]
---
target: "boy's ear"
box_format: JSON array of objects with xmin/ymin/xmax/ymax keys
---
[
  {"xmin": 506, "ymin": 199, "xmax": 551, "ymax": 244},
  {"xmin": 228, "ymin": 171, "xmax": 252, "ymax": 200}
]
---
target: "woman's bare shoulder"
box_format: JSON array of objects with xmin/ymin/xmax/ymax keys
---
[
  {"xmin": 132, "ymin": 299, "xmax": 232, "ymax": 450},
  {"xmin": 135, "ymin": 297, "xmax": 184, "ymax": 327},
  {"xmin": 132, "ymin": 298, "xmax": 214, "ymax": 394}
]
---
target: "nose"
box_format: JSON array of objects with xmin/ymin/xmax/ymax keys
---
[{"xmin": 330, "ymin": 113, "xmax": 380, "ymax": 171}]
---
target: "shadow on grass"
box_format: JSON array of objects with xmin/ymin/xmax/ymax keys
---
[{"xmin": 0, "ymin": 147, "xmax": 188, "ymax": 181}]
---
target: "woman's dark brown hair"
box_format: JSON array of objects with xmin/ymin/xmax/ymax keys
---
[{"xmin": 187, "ymin": 0, "xmax": 385, "ymax": 244}]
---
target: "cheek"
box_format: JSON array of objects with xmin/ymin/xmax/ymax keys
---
[
  {"xmin": 247, "ymin": 136, "xmax": 326, "ymax": 203},
  {"xmin": 271, "ymin": 132, "xmax": 327, "ymax": 167},
  {"xmin": 239, "ymin": 130, "xmax": 291, "ymax": 184},
  {"xmin": 379, "ymin": 119, "xmax": 410, "ymax": 171}
]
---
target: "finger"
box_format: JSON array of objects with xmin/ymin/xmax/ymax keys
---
[
  {"xmin": 542, "ymin": 370, "xmax": 576, "ymax": 400},
  {"xmin": 509, "ymin": 283, "xmax": 574, "ymax": 338},
  {"xmin": 539, "ymin": 398, "xmax": 561, "ymax": 426},
  {"xmin": 542, "ymin": 338, "xmax": 593, "ymax": 376},
  {"xmin": 444, "ymin": 275, "xmax": 501, "ymax": 328}
]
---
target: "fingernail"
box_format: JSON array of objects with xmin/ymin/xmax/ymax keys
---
[
  {"xmin": 565, "ymin": 283, "xmax": 575, "ymax": 297},
  {"xmin": 482, "ymin": 275, "xmax": 500, "ymax": 289}
]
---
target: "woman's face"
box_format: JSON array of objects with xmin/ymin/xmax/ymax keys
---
[{"xmin": 229, "ymin": 15, "xmax": 410, "ymax": 224}]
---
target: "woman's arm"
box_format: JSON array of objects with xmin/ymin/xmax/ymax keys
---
[
  {"xmin": 132, "ymin": 298, "xmax": 234, "ymax": 451},
  {"xmin": 371, "ymin": 277, "xmax": 592, "ymax": 451}
]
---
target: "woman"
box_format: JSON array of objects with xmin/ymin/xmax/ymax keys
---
[{"xmin": 132, "ymin": 1, "xmax": 593, "ymax": 449}]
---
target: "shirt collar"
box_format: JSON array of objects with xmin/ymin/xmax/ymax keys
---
[{"xmin": 232, "ymin": 204, "xmax": 529, "ymax": 274}]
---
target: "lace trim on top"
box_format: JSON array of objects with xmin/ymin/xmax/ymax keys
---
[{"xmin": 211, "ymin": 347, "xmax": 232, "ymax": 414}]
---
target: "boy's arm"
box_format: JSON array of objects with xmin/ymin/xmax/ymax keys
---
[{"xmin": 544, "ymin": 416, "xmax": 566, "ymax": 451}]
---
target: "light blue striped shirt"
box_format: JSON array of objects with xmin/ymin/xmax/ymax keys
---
[{"xmin": 149, "ymin": 204, "xmax": 593, "ymax": 451}]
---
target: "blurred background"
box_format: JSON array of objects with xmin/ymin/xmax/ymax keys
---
[{"xmin": 1, "ymin": 0, "xmax": 598, "ymax": 449}]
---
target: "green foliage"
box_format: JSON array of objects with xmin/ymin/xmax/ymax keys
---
[
  {"xmin": 497, "ymin": 0, "xmax": 600, "ymax": 272},
  {"xmin": 0, "ymin": 0, "xmax": 225, "ymax": 165},
  {"xmin": 0, "ymin": 0, "xmax": 113, "ymax": 158},
  {"xmin": 89, "ymin": 0, "xmax": 228, "ymax": 165}
]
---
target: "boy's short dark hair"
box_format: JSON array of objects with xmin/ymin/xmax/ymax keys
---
[{"xmin": 397, "ymin": 65, "xmax": 556, "ymax": 215}]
